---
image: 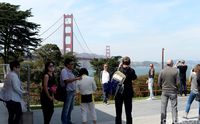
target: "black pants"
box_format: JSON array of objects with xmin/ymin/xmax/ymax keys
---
[
  {"xmin": 40, "ymin": 91, "xmax": 54, "ymax": 124},
  {"xmin": 180, "ymin": 79, "xmax": 187, "ymax": 96},
  {"xmin": 6, "ymin": 100, "xmax": 22, "ymax": 124},
  {"xmin": 115, "ymin": 93, "xmax": 132, "ymax": 124}
]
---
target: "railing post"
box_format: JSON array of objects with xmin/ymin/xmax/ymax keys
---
[{"xmin": 162, "ymin": 48, "xmax": 165, "ymax": 69}]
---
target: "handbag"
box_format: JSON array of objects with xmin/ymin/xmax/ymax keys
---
[
  {"xmin": 50, "ymin": 85, "xmax": 57, "ymax": 94},
  {"xmin": 112, "ymin": 71, "xmax": 126, "ymax": 83},
  {"xmin": 195, "ymin": 93, "xmax": 200, "ymax": 102},
  {"xmin": 110, "ymin": 70, "xmax": 126, "ymax": 97},
  {"xmin": 20, "ymin": 99, "xmax": 27, "ymax": 112},
  {"xmin": 54, "ymin": 82, "xmax": 67, "ymax": 102}
]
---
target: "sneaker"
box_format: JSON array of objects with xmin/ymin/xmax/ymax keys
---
[
  {"xmin": 104, "ymin": 102, "xmax": 109, "ymax": 105},
  {"xmin": 146, "ymin": 98, "xmax": 152, "ymax": 100},
  {"xmin": 103, "ymin": 101, "xmax": 109, "ymax": 105},
  {"xmin": 182, "ymin": 116, "xmax": 188, "ymax": 119}
]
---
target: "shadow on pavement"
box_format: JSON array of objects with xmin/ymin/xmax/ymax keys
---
[{"xmin": 33, "ymin": 105, "xmax": 125, "ymax": 124}]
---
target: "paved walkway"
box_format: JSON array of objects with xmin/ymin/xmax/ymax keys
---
[{"xmin": 0, "ymin": 96, "xmax": 199, "ymax": 124}]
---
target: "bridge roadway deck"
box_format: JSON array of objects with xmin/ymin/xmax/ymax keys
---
[{"xmin": 0, "ymin": 96, "xmax": 199, "ymax": 124}]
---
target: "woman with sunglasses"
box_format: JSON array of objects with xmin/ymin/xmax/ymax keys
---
[{"xmin": 40, "ymin": 61, "xmax": 57, "ymax": 124}]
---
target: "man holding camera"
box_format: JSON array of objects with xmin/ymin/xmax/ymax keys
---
[
  {"xmin": 176, "ymin": 60, "xmax": 188, "ymax": 96},
  {"xmin": 114, "ymin": 56, "xmax": 137, "ymax": 124}
]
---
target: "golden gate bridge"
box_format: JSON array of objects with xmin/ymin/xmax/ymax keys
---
[{"xmin": 40, "ymin": 14, "xmax": 111, "ymax": 60}]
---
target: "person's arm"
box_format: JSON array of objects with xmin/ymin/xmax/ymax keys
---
[
  {"xmin": 76, "ymin": 81, "xmax": 80, "ymax": 93},
  {"xmin": 175, "ymin": 61, "xmax": 181, "ymax": 68},
  {"xmin": 150, "ymin": 69, "xmax": 154, "ymax": 76},
  {"xmin": 131, "ymin": 69, "xmax": 137, "ymax": 84},
  {"xmin": 176, "ymin": 70, "xmax": 179, "ymax": 85},
  {"xmin": 158, "ymin": 72, "xmax": 162, "ymax": 89},
  {"xmin": 12, "ymin": 74, "xmax": 24, "ymax": 97},
  {"xmin": 61, "ymin": 69, "xmax": 82, "ymax": 84},
  {"xmin": 92, "ymin": 78, "xmax": 97, "ymax": 92},
  {"xmin": 43, "ymin": 74, "xmax": 53, "ymax": 100},
  {"xmin": 64, "ymin": 77, "xmax": 82, "ymax": 84},
  {"xmin": 132, "ymin": 69, "xmax": 137, "ymax": 81}
]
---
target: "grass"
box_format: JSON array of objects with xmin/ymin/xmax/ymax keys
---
[{"xmin": 30, "ymin": 102, "xmax": 64, "ymax": 110}]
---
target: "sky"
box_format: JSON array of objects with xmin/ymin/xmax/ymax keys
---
[{"xmin": 1, "ymin": 0, "xmax": 200, "ymax": 62}]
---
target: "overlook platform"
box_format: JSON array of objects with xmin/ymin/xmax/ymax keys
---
[{"xmin": 0, "ymin": 96, "xmax": 199, "ymax": 124}]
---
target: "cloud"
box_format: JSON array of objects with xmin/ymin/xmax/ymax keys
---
[{"xmin": 1, "ymin": 0, "xmax": 200, "ymax": 61}]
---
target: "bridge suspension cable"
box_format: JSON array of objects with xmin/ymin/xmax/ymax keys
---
[
  {"xmin": 39, "ymin": 15, "xmax": 62, "ymax": 36},
  {"xmin": 73, "ymin": 32, "xmax": 87, "ymax": 53},
  {"xmin": 42, "ymin": 23, "xmax": 63, "ymax": 42},
  {"xmin": 73, "ymin": 17, "xmax": 94, "ymax": 55}
]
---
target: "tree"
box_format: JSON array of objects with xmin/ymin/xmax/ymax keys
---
[
  {"xmin": 108, "ymin": 56, "xmax": 122, "ymax": 74},
  {"xmin": 90, "ymin": 56, "xmax": 122, "ymax": 85},
  {"xmin": 62, "ymin": 52, "xmax": 81, "ymax": 76},
  {"xmin": 0, "ymin": 2, "xmax": 41, "ymax": 63},
  {"xmin": 90, "ymin": 56, "xmax": 122, "ymax": 76},
  {"xmin": 34, "ymin": 44, "xmax": 62, "ymax": 66},
  {"xmin": 90, "ymin": 58, "xmax": 107, "ymax": 77}
]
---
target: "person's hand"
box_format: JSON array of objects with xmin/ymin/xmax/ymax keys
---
[
  {"xmin": 23, "ymin": 91, "xmax": 29, "ymax": 95},
  {"xmin": 76, "ymin": 76, "xmax": 82, "ymax": 80},
  {"xmin": 49, "ymin": 96, "xmax": 53, "ymax": 101}
]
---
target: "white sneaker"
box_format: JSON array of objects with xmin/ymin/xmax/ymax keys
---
[{"xmin": 146, "ymin": 98, "xmax": 152, "ymax": 100}]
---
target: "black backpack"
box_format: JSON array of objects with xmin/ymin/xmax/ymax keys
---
[{"xmin": 54, "ymin": 75, "xmax": 67, "ymax": 102}]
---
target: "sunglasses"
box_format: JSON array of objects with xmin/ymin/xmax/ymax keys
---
[
  {"xmin": 123, "ymin": 61, "xmax": 130, "ymax": 65},
  {"xmin": 69, "ymin": 63, "xmax": 74, "ymax": 65},
  {"xmin": 49, "ymin": 65, "xmax": 54, "ymax": 68}
]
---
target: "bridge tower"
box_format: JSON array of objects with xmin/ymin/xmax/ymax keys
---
[
  {"xmin": 63, "ymin": 14, "xmax": 73, "ymax": 54},
  {"xmin": 106, "ymin": 45, "xmax": 110, "ymax": 58}
]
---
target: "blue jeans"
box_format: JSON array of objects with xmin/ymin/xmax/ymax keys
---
[
  {"xmin": 185, "ymin": 91, "xmax": 200, "ymax": 114},
  {"xmin": 161, "ymin": 92, "xmax": 178, "ymax": 124},
  {"xmin": 102, "ymin": 83, "xmax": 109, "ymax": 103},
  {"xmin": 61, "ymin": 91, "xmax": 75, "ymax": 124}
]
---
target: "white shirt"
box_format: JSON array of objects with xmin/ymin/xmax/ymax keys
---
[
  {"xmin": 76, "ymin": 75, "xmax": 97, "ymax": 95},
  {"xmin": 0, "ymin": 71, "xmax": 24, "ymax": 102},
  {"xmin": 101, "ymin": 70, "xmax": 110, "ymax": 84}
]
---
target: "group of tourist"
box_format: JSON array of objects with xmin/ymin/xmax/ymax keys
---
[
  {"xmin": 147, "ymin": 59, "xmax": 200, "ymax": 124},
  {"xmin": 1, "ymin": 57, "xmax": 200, "ymax": 124},
  {"xmin": 42, "ymin": 56, "xmax": 137, "ymax": 124}
]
